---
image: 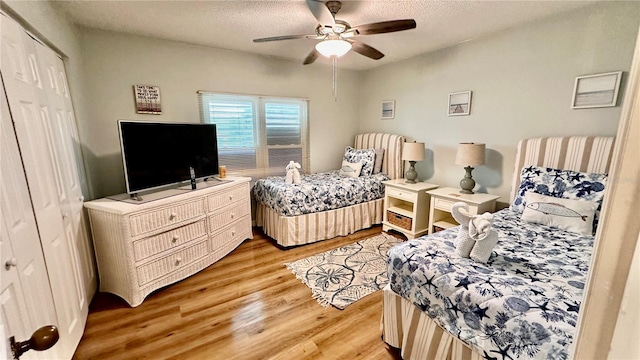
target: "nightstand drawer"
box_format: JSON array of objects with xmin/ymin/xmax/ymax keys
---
[
  {"xmin": 386, "ymin": 187, "xmax": 417, "ymax": 202},
  {"xmin": 434, "ymin": 197, "xmax": 455, "ymax": 211}
]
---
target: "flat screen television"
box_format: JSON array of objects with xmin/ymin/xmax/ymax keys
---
[{"xmin": 118, "ymin": 120, "xmax": 219, "ymax": 194}]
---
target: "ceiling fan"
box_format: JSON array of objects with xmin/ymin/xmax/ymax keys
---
[{"xmin": 253, "ymin": 0, "xmax": 417, "ymax": 65}]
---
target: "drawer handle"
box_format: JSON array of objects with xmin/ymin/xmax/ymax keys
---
[
  {"xmin": 171, "ymin": 235, "xmax": 179, "ymax": 243},
  {"xmin": 230, "ymin": 213, "xmax": 235, "ymax": 219},
  {"xmin": 231, "ymin": 230, "xmax": 236, "ymax": 236},
  {"xmin": 229, "ymin": 195, "xmax": 234, "ymax": 201},
  {"xmin": 169, "ymin": 212, "xmax": 177, "ymax": 220},
  {"xmin": 175, "ymin": 258, "xmax": 182, "ymax": 266}
]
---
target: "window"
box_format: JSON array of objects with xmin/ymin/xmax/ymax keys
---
[{"xmin": 198, "ymin": 92, "xmax": 309, "ymax": 181}]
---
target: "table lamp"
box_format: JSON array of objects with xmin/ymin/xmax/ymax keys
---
[
  {"xmin": 455, "ymin": 143, "xmax": 485, "ymax": 194},
  {"xmin": 402, "ymin": 142, "xmax": 425, "ymax": 184}
]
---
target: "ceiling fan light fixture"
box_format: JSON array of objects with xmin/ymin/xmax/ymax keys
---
[{"xmin": 315, "ymin": 39, "xmax": 352, "ymax": 57}]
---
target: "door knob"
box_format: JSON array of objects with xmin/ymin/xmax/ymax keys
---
[
  {"xmin": 79, "ymin": 196, "xmax": 85, "ymax": 202},
  {"xmin": 10, "ymin": 325, "xmax": 59, "ymax": 359},
  {"xmin": 5, "ymin": 257, "xmax": 17, "ymax": 270}
]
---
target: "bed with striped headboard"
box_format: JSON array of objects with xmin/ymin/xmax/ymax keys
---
[
  {"xmin": 382, "ymin": 135, "xmax": 616, "ymax": 360},
  {"xmin": 254, "ymin": 133, "xmax": 405, "ymax": 247}
]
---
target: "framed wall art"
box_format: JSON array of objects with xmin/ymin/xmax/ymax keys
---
[
  {"xmin": 571, "ymin": 71, "xmax": 622, "ymax": 109},
  {"xmin": 134, "ymin": 84, "xmax": 162, "ymax": 114},
  {"xmin": 381, "ymin": 100, "xmax": 395, "ymax": 119},
  {"xmin": 448, "ymin": 91, "xmax": 472, "ymax": 116}
]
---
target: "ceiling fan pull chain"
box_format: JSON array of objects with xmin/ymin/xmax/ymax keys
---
[{"xmin": 333, "ymin": 56, "xmax": 338, "ymax": 101}]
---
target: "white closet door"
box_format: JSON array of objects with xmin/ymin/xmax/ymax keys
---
[
  {"xmin": 1, "ymin": 77, "xmax": 61, "ymax": 359},
  {"xmin": 1, "ymin": 13, "xmax": 89, "ymax": 359},
  {"xmin": 34, "ymin": 39, "xmax": 97, "ymax": 305}
]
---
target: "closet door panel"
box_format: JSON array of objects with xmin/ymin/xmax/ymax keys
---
[
  {"xmin": 34, "ymin": 39, "xmax": 96, "ymax": 303},
  {"xmin": 1, "ymin": 78, "xmax": 61, "ymax": 359},
  {"xmin": 54, "ymin": 45, "xmax": 96, "ymax": 297},
  {"xmin": 1, "ymin": 14, "xmax": 88, "ymax": 359}
]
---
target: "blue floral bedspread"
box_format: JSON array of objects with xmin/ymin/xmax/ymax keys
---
[
  {"xmin": 387, "ymin": 208, "xmax": 593, "ymax": 359},
  {"xmin": 253, "ymin": 171, "xmax": 390, "ymax": 216}
]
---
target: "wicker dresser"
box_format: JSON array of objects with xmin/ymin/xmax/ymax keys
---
[{"xmin": 84, "ymin": 177, "xmax": 252, "ymax": 307}]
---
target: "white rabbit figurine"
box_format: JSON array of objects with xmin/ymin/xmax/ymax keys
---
[{"xmin": 285, "ymin": 161, "xmax": 301, "ymax": 184}]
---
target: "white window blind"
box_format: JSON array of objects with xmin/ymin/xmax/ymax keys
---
[{"xmin": 199, "ymin": 92, "xmax": 309, "ymax": 181}]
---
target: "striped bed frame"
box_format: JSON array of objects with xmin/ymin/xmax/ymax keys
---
[
  {"xmin": 382, "ymin": 135, "xmax": 616, "ymax": 360},
  {"xmin": 255, "ymin": 133, "xmax": 405, "ymax": 247}
]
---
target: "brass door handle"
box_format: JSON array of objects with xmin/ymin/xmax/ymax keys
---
[{"xmin": 10, "ymin": 325, "xmax": 59, "ymax": 359}]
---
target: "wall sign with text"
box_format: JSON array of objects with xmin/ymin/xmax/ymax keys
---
[{"xmin": 134, "ymin": 85, "xmax": 162, "ymax": 114}]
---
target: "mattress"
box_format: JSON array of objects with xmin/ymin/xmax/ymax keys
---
[
  {"xmin": 252, "ymin": 170, "xmax": 389, "ymax": 216},
  {"xmin": 387, "ymin": 208, "xmax": 594, "ymax": 359}
]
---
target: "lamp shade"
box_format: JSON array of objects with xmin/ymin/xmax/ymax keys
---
[
  {"xmin": 402, "ymin": 142, "xmax": 425, "ymax": 161},
  {"xmin": 455, "ymin": 143, "xmax": 485, "ymax": 166},
  {"xmin": 315, "ymin": 39, "xmax": 352, "ymax": 57}
]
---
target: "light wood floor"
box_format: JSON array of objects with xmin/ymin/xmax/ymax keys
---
[{"xmin": 73, "ymin": 225, "xmax": 405, "ymax": 360}]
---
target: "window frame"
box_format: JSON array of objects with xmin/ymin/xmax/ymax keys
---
[{"xmin": 198, "ymin": 91, "xmax": 309, "ymax": 180}]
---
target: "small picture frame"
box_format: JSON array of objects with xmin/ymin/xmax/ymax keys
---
[
  {"xmin": 571, "ymin": 71, "xmax": 622, "ymax": 109},
  {"xmin": 134, "ymin": 84, "xmax": 162, "ymax": 114},
  {"xmin": 448, "ymin": 91, "xmax": 472, "ymax": 116},
  {"xmin": 381, "ymin": 100, "xmax": 395, "ymax": 119}
]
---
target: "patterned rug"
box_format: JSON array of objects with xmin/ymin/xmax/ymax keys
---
[{"xmin": 285, "ymin": 233, "xmax": 401, "ymax": 309}]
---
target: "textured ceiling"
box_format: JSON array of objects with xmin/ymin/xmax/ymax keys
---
[{"xmin": 52, "ymin": 0, "xmax": 598, "ymax": 71}]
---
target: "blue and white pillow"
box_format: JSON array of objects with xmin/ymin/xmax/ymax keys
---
[
  {"xmin": 512, "ymin": 165, "xmax": 607, "ymax": 233},
  {"xmin": 343, "ymin": 146, "xmax": 375, "ymax": 176}
]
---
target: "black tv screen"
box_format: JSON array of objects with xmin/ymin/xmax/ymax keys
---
[{"xmin": 118, "ymin": 120, "xmax": 219, "ymax": 194}]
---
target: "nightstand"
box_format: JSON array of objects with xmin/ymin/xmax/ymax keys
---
[
  {"xmin": 426, "ymin": 187, "xmax": 500, "ymax": 234},
  {"xmin": 382, "ymin": 179, "xmax": 439, "ymax": 239}
]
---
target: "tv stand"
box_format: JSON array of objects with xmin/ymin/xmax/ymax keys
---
[{"xmin": 84, "ymin": 177, "xmax": 253, "ymax": 307}]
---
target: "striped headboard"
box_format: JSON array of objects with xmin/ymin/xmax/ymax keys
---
[
  {"xmin": 354, "ymin": 133, "xmax": 405, "ymax": 179},
  {"xmin": 509, "ymin": 136, "xmax": 616, "ymax": 202}
]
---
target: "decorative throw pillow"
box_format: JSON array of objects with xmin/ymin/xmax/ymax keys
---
[
  {"xmin": 521, "ymin": 192, "xmax": 598, "ymax": 235},
  {"xmin": 343, "ymin": 146, "xmax": 375, "ymax": 176},
  {"xmin": 511, "ymin": 165, "xmax": 607, "ymax": 233},
  {"xmin": 339, "ymin": 160, "xmax": 362, "ymax": 178},
  {"xmin": 373, "ymin": 149, "xmax": 385, "ymax": 174}
]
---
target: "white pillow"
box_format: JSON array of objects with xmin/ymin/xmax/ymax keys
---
[
  {"xmin": 520, "ymin": 191, "xmax": 598, "ymax": 235},
  {"xmin": 339, "ymin": 160, "xmax": 362, "ymax": 178}
]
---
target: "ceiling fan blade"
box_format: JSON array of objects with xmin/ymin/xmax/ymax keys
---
[
  {"xmin": 303, "ymin": 48, "xmax": 320, "ymax": 65},
  {"xmin": 306, "ymin": 0, "xmax": 335, "ymax": 26},
  {"xmin": 253, "ymin": 34, "xmax": 317, "ymax": 43},
  {"xmin": 352, "ymin": 19, "xmax": 416, "ymax": 35},
  {"xmin": 348, "ymin": 40, "xmax": 384, "ymax": 60}
]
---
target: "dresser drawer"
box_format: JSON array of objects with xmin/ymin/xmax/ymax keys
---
[
  {"xmin": 133, "ymin": 219, "xmax": 207, "ymax": 261},
  {"xmin": 207, "ymin": 182, "xmax": 249, "ymax": 211},
  {"xmin": 208, "ymin": 202, "xmax": 250, "ymax": 232},
  {"xmin": 434, "ymin": 197, "xmax": 455, "ymax": 212},
  {"xmin": 129, "ymin": 199, "xmax": 205, "ymax": 237},
  {"xmin": 386, "ymin": 187, "xmax": 417, "ymax": 202},
  {"xmin": 136, "ymin": 238, "xmax": 208, "ymax": 286},
  {"xmin": 209, "ymin": 215, "xmax": 251, "ymax": 251}
]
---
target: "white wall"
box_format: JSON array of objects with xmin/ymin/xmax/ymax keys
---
[
  {"xmin": 78, "ymin": 29, "xmax": 361, "ymax": 198},
  {"xmin": 358, "ymin": 2, "xmax": 640, "ymax": 204}
]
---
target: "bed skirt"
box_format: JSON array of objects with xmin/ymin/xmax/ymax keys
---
[
  {"xmin": 382, "ymin": 285, "xmax": 482, "ymax": 360},
  {"xmin": 255, "ymin": 199, "xmax": 384, "ymax": 247}
]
